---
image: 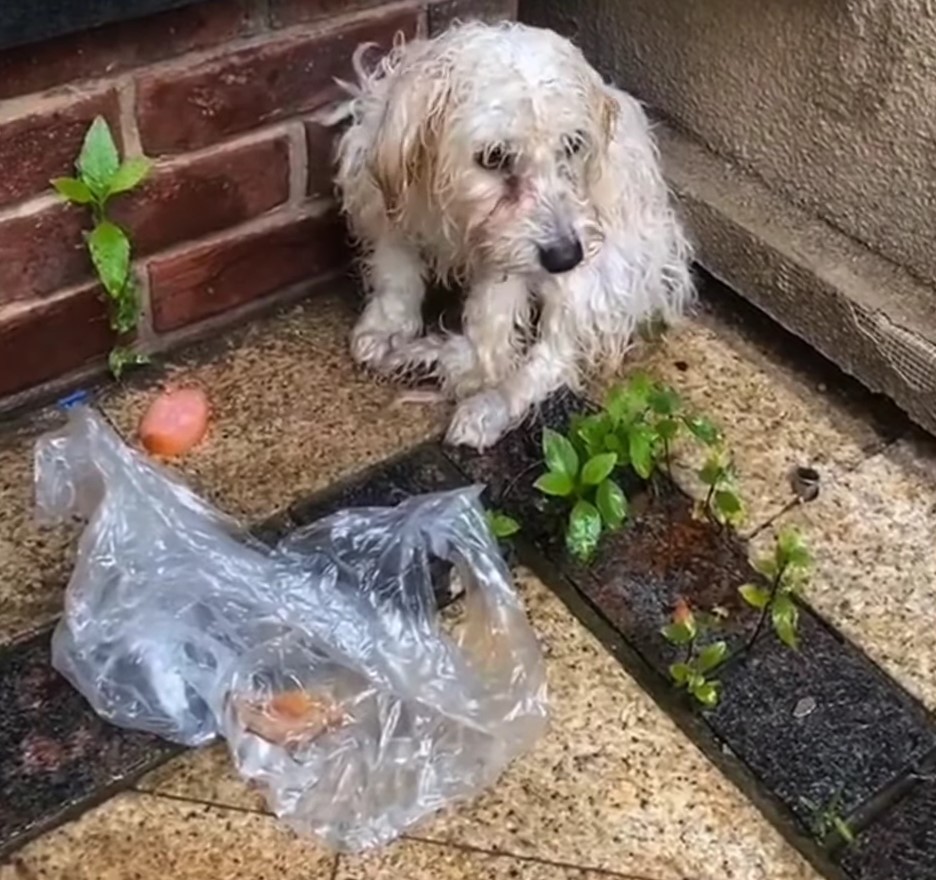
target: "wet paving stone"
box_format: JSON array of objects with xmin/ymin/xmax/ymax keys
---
[
  {"xmin": 0, "ymin": 631, "xmax": 177, "ymax": 856},
  {"xmin": 839, "ymin": 776, "xmax": 936, "ymax": 880}
]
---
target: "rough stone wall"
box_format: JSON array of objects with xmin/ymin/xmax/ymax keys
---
[{"xmin": 523, "ymin": 0, "xmax": 936, "ymax": 291}]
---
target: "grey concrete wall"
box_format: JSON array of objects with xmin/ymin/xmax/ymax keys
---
[{"xmin": 522, "ymin": 0, "xmax": 936, "ymax": 291}]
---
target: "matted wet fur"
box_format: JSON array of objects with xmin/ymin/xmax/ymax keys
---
[{"xmin": 327, "ymin": 21, "xmax": 694, "ymax": 449}]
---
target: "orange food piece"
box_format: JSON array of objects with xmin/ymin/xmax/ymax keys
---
[
  {"xmin": 235, "ymin": 690, "xmax": 348, "ymax": 746},
  {"xmin": 139, "ymin": 387, "xmax": 209, "ymax": 457}
]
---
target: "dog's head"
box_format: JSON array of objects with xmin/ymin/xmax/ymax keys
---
[{"xmin": 368, "ymin": 23, "xmax": 619, "ymax": 279}]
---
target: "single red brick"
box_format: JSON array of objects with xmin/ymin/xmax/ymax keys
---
[
  {"xmin": 0, "ymin": 204, "xmax": 90, "ymax": 305},
  {"xmin": 270, "ymin": 0, "xmax": 389, "ymax": 28},
  {"xmin": 110, "ymin": 135, "xmax": 291, "ymax": 257},
  {"xmin": 0, "ymin": 1, "xmax": 256, "ymax": 101},
  {"xmin": 0, "ymin": 89, "xmax": 121, "ymax": 207},
  {"xmin": 0, "ymin": 285, "xmax": 112, "ymax": 398},
  {"xmin": 428, "ymin": 0, "xmax": 516, "ymax": 33},
  {"xmin": 148, "ymin": 210, "xmax": 349, "ymax": 331},
  {"xmin": 304, "ymin": 121, "xmax": 339, "ymax": 200},
  {"xmin": 136, "ymin": 8, "xmax": 418, "ymax": 155}
]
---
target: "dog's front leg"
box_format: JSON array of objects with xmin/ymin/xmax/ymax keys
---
[
  {"xmin": 380, "ymin": 273, "xmax": 528, "ymax": 394},
  {"xmin": 351, "ymin": 238, "xmax": 425, "ymax": 368},
  {"xmin": 446, "ymin": 289, "xmax": 575, "ymax": 450}
]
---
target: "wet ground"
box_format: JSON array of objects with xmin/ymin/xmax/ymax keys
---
[{"xmin": 1, "ymin": 280, "xmax": 935, "ymax": 879}]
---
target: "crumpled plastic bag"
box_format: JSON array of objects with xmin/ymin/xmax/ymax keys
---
[{"xmin": 35, "ymin": 407, "xmax": 548, "ymax": 852}]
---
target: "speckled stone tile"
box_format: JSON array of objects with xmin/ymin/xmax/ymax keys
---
[
  {"xmin": 135, "ymin": 745, "xmax": 266, "ymax": 814},
  {"xmin": 750, "ymin": 434, "xmax": 936, "ymax": 713},
  {"xmin": 0, "ymin": 412, "xmax": 80, "ymax": 645},
  {"xmin": 0, "ymin": 793, "xmax": 336, "ymax": 880},
  {"xmin": 419, "ymin": 571, "xmax": 820, "ymax": 880},
  {"xmin": 616, "ymin": 314, "xmax": 885, "ymax": 530},
  {"xmin": 337, "ymin": 839, "xmax": 606, "ymax": 880},
  {"xmin": 0, "ymin": 292, "xmax": 447, "ymax": 644}
]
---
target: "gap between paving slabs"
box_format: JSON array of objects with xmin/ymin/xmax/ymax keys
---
[{"xmin": 439, "ymin": 389, "xmax": 936, "ymax": 880}]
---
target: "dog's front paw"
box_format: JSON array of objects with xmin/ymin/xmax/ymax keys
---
[
  {"xmin": 350, "ymin": 309, "xmax": 421, "ymax": 370},
  {"xmin": 446, "ymin": 391, "xmax": 512, "ymax": 451}
]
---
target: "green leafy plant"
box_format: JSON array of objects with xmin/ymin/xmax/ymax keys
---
[
  {"xmin": 739, "ymin": 527, "xmax": 813, "ymax": 650},
  {"xmin": 697, "ymin": 446, "xmax": 745, "ymax": 527},
  {"xmin": 52, "ymin": 116, "xmax": 152, "ymax": 377},
  {"xmin": 662, "ymin": 600, "xmax": 727, "ymax": 708},
  {"xmin": 485, "ymin": 509, "xmax": 521, "ymax": 540},
  {"xmin": 801, "ymin": 791, "xmax": 855, "ymax": 845},
  {"xmin": 534, "ymin": 428, "xmax": 627, "ymax": 561},
  {"xmin": 534, "ymin": 374, "xmax": 730, "ymax": 561}
]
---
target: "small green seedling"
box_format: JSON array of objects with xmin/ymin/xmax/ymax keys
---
[
  {"xmin": 52, "ymin": 116, "xmax": 152, "ymax": 377},
  {"xmin": 739, "ymin": 527, "xmax": 813, "ymax": 651},
  {"xmin": 801, "ymin": 792, "xmax": 855, "ymax": 845},
  {"xmin": 485, "ymin": 509, "xmax": 521, "ymax": 540},
  {"xmin": 697, "ymin": 446, "xmax": 745, "ymax": 527},
  {"xmin": 535, "ymin": 428, "xmax": 627, "ymax": 561},
  {"xmin": 662, "ymin": 600, "xmax": 728, "ymax": 709}
]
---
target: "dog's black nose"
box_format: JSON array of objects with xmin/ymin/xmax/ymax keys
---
[{"xmin": 538, "ymin": 237, "xmax": 584, "ymax": 274}]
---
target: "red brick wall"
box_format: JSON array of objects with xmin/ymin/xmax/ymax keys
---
[{"xmin": 0, "ymin": 0, "xmax": 517, "ymax": 405}]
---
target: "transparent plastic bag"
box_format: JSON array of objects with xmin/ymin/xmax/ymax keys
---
[{"xmin": 35, "ymin": 407, "xmax": 548, "ymax": 852}]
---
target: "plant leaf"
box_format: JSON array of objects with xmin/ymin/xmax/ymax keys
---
[
  {"xmin": 777, "ymin": 527, "xmax": 812, "ymax": 570},
  {"xmin": 108, "ymin": 347, "xmax": 149, "ymax": 379},
  {"xmin": 567, "ymin": 499, "xmax": 602, "ymax": 561},
  {"xmin": 108, "ymin": 156, "xmax": 152, "ymax": 195},
  {"xmin": 581, "ymin": 452, "xmax": 618, "ymax": 487},
  {"xmin": 628, "ymin": 424, "xmax": 656, "ymax": 479},
  {"xmin": 832, "ymin": 816, "xmax": 855, "ymax": 844},
  {"xmin": 714, "ymin": 490, "xmax": 744, "ymax": 525},
  {"xmin": 574, "ymin": 413, "xmax": 611, "ymax": 457},
  {"xmin": 486, "ymin": 511, "xmax": 520, "ymax": 539},
  {"xmin": 51, "ymin": 176, "xmax": 93, "ymax": 204},
  {"xmin": 77, "ymin": 116, "xmax": 120, "ymax": 199},
  {"xmin": 661, "ymin": 621, "xmax": 695, "ymax": 646},
  {"xmin": 771, "ymin": 593, "xmax": 800, "ymax": 649},
  {"xmin": 543, "ymin": 428, "xmax": 579, "ymax": 478},
  {"xmin": 534, "ymin": 471, "xmax": 574, "ymax": 497},
  {"xmin": 88, "ymin": 221, "xmax": 131, "ymax": 299},
  {"xmin": 669, "ymin": 662, "xmax": 692, "ymax": 685},
  {"xmin": 596, "ymin": 478, "xmax": 628, "ymax": 528},
  {"xmin": 690, "ymin": 678, "xmax": 721, "ymax": 708},
  {"xmin": 685, "ymin": 415, "xmax": 722, "ymax": 446},
  {"xmin": 697, "ymin": 641, "xmax": 728, "ymax": 673},
  {"xmin": 656, "ymin": 417, "xmax": 681, "ymax": 442},
  {"xmin": 698, "ymin": 457, "xmax": 724, "ymax": 487},
  {"xmin": 648, "ymin": 385, "xmax": 681, "ymax": 416},
  {"xmin": 739, "ymin": 583, "xmax": 771, "ymax": 610}
]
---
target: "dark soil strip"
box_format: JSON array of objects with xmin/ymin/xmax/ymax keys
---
[{"xmin": 0, "ymin": 632, "xmax": 179, "ymax": 860}]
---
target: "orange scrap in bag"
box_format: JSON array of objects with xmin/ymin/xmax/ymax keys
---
[
  {"xmin": 139, "ymin": 387, "xmax": 210, "ymax": 457},
  {"xmin": 236, "ymin": 690, "xmax": 349, "ymax": 746}
]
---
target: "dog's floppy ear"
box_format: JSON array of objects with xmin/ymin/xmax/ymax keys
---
[{"xmin": 369, "ymin": 69, "xmax": 454, "ymax": 220}]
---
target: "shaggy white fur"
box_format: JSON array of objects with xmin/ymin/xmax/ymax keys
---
[{"xmin": 329, "ymin": 21, "xmax": 694, "ymax": 449}]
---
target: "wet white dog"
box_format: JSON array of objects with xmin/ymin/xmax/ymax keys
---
[{"xmin": 330, "ymin": 21, "xmax": 693, "ymax": 450}]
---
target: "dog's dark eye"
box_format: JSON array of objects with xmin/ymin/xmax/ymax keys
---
[
  {"xmin": 475, "ymin": 145, "xmax": 513, "ymax": 173},
  {"xmin": 563, "ymin": 132, "xmax": 587, "ymax": 158}
]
